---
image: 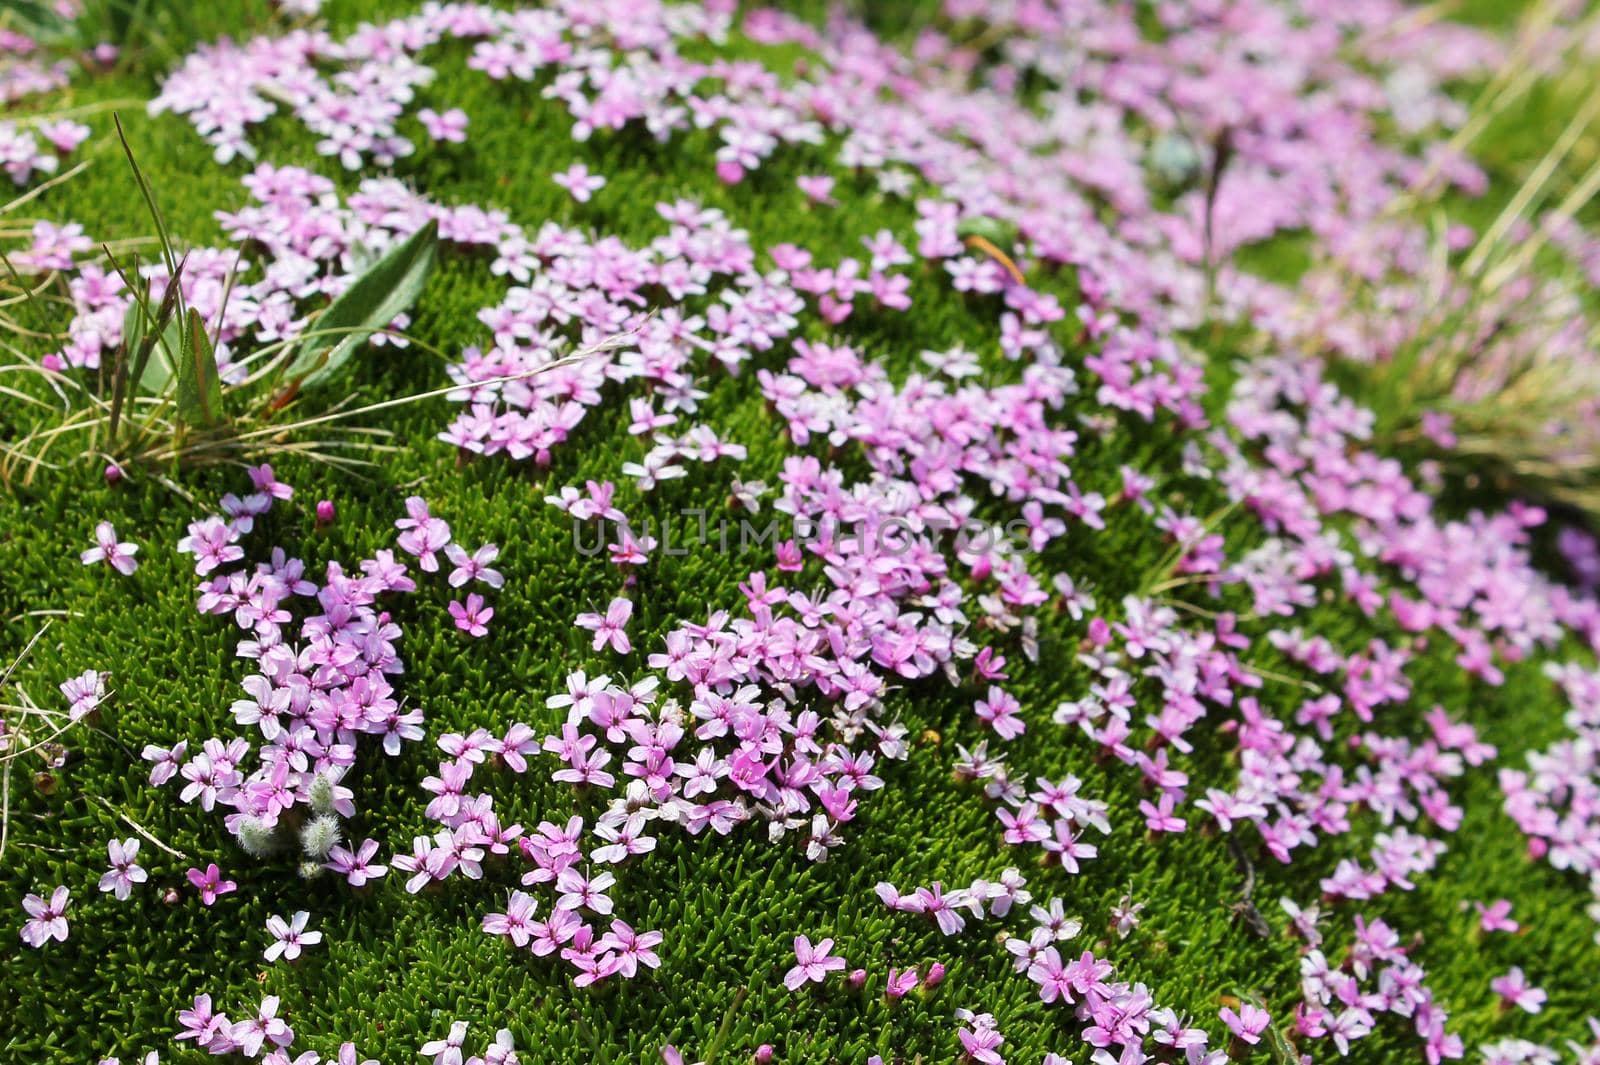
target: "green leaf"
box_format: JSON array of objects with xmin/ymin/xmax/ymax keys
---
[
  {"xmin": 955, "ymin": 215, "xmax": 1018, "ymax": 247},
  {"xmin": 1263, "ymin": 1024, "xmax": 1299, "ymax": 1065},
  {"xmin": 0, "ymin": 0, "xmax": 73, "ymax": 42},
  {"xmin": 283, "ymin": 219, "xmax": 439, "ymax": 390},
  {"xmin": 115, "ymin": 251, "xmax": 189, "ymax": 396},
  {"xmin": 128, "ymin": 305, "xmax": 183, "ymax": 395},
  {"xmin": 175, "ymin": 308, "xmax": 224, "ymax": 427}
]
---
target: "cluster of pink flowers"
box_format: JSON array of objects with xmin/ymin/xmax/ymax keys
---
[
  {"xmin": 1, "ymin": 23, "xmax": 89, "ymax": 188},
  {"xmin": 157, "ymin": 467, "xmax": 470, "ymax": 876},
  {"xmin": 175, "ymin": 991, "xmax": 384, "ymax": 1064},
  {"xmin": 0, "ymin": 117, "xmax": 88, "ymax": 188},
  {"xmin": 1503, "ymin": 661, "xmax": 1600, "ymax": 939}
]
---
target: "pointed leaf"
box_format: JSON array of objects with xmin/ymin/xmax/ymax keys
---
[
  {"xmin": 127, "ymin": 253, "xmax": 189, "ymax": 395},
  {"xmin": 175, "ymin": 308, "xmax": 224, "ymax": 427},
  {"xmin": 284, "ymin": 219, "xmax": 439, "ymax": 390}
]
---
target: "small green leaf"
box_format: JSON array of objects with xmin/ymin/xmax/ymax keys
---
[
  {"xmin": 175, "ymin": 308, "xmax": 224, "ymax": 427},
  {"xmin": 283, "ymin": 219, "xmax": 439, "ymax": 390}
]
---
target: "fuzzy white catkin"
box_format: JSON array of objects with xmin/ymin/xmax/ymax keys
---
[
  {"xmin": 237, "ymin": 815, "xmax": 278, "ymax": 857},
  {"xmin": 300, "ymin": 814, "xmax": 342, "ymax": 859},
  {"xmin": 306, "ymin": 771, "xmax": 337, "ymax": 817}
]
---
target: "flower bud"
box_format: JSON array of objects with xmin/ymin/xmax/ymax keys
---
[
  {"xmin": 104, "ymin": 463, "xmax": 124, "ymax": 486},
  {"xmin": 846, "ymin": 968, "xmax": 867, "ymax": 991},
  {"xmin": 923, "ymin": 962, "xmax": 947, "ymax": 989},
  {"xmin": 754, "ymin": 1046, "xmax": 774, "ymax": 1064},
  {"xmin": 316, "ymin": 499, "xmax": 336, "ymax": 525}
]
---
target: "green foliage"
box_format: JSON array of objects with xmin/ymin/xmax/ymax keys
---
[
  {"xmin": 283, "ymin": 218, "xmax": 442, "ymax": 392},
  {"xmin": 175, "ymin": 308, "xmax": 223, "ymax": 427},
  {"xmin": 0, "ymin": 3, "xmax": 1598, "ymax": 1065}
]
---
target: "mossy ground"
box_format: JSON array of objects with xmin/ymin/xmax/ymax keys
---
[{"xmin": 2, "ymin": 2, "xmax": 1598, "ymax": 1063}]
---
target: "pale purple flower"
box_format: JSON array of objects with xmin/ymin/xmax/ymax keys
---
[
  {"xmin": 395, "ymin": 496, "xmax": 452, "ymax": 571},
  {"xmin": 19, "ymin": 886, "xmax": 70, "ymax": 947},
  {"xmin": 420, "ymin": 1020, "xmax": 468, "ymax": 1065},
  {"xmin": 231, "ymin": 996, "xmax": 293, "ymax": 1057},
  {"xmin": 796, "ymin": 175, "xmax": 836, "ymax": 205},
  {"xmin": 576, "ymin": 597, "xmax": 633, "ymax": 654},
  {"xmin": 81, "ymin": 521, "xmax": 138, "ymax": 574},
  {"xmin": 99, "ymin": 838, "xmax": 147, "ymax": 900},
  {"xmin": 1491, "ymin": 967, "xmax": 1547, "ymax": 1014},
  {"xmin": 1220, "ymin": 1002, "xmax": 1270, "ymax": 1044},
  {"xmin": 553, "ymin": 163, "xmax": 605, "ymax": 203},
  {"xmin": 784, "ymin": 934, "xmax": 846, "ymax": 990},
  {"xmin": 176, "ymin": 993, "xmax": 231, "ymax": 1051},
  {"xmin": 482, "ymin": 889, "xmax": 538, "ymax": 947},
  {"xmin": 60, "ymin": 669, "xmax": 108, "ymax": 720},
  {"xmin": 419, "ymin": 107, "xmax": 469, "ymax": 143},
  {"xmin": 264, "ymin": 911, "xmax": 322, "ymax": 962},
  {"xmin": 325, "ymin": 839, "xmax": 387, "ymax": 887},
  {"xmin": 596, "ymin": 919, "xmax": 663, "ymax": 978},
  {"xmin": 1475, "ymin": 899, "xmax": 1519, "ymax": 934},
  {"xmin": 336, "ymin": 1043, "xmax": 378, "ymax": 1065},
  {"xmin": 141, "ymin": 740, "xmax": 187, "ymax": 786},
  {"xmin": 445, "ymin": 543, "xmax": 504, "ymax": 588},
  {"xmin": 248, "ymin": 464, "xmax": 293, "ymax": 500}
]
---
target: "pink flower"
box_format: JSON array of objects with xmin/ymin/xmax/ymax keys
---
[
  {"xmin": 1220, "ymin": 1002, "xmax": 1271, "ymax": 1044},
  {"xmin": 796, "ymin": 175, "xmax": 836, "ymax": 205},
  {"xmin": 1474, "ymin": 899, "xmax": 1519, "ymax": 934},
  {"xmin": 449, "ymin": 593, "xmax": 494, "ymax": 637},
  {"xmin": 419, "ymin": 107, "xmax": 469, "ymax": 143},
  {"xmin": 395, "ymin": 496, "xmax": 452, "ymax": 571},
  {"xmin": 576, "ymin": 597, "xmax": 633, "ymax": 654},
  {"xmin": 1490, "ymin": 967, "xmax": 1546, "ymax": 1014},
  {"xmin": 186, "ymin": 863, "xmax": 237, "ymax": 906},
  {"xmin": 784, "ymin": 934, "xmax": 846, "ymax": 990},
  {"xmin": 596, "ymin": 919, "xmax": 663, "ymax": 978},
  {"xmin": 81, "ymin": 521, "xmax": 138, "ymax": 574},
  {"xmin": 886, "ymin": 966, "xmax": 919, "ymax": 999},
  {"xmin": 553, "ymin": 163, "xmax": 606, "ymax": 203},
  {"xmin": 19, "ymin": 886, "xmax": 70, "ymax": 947}
]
